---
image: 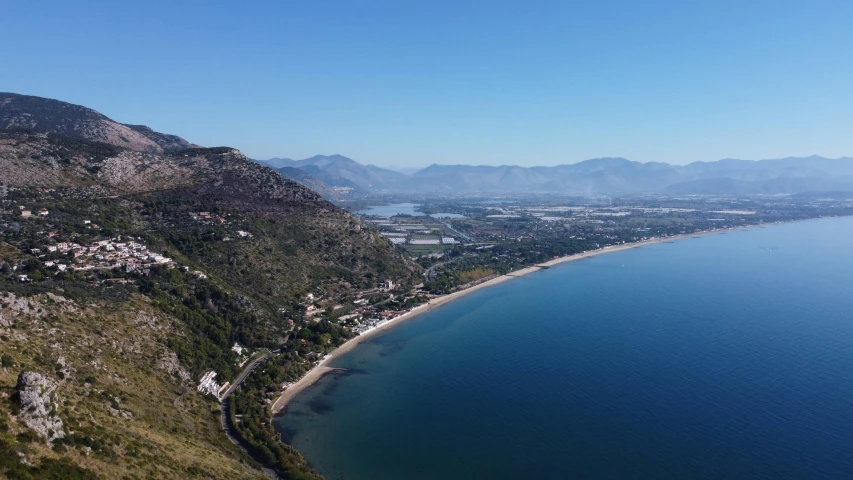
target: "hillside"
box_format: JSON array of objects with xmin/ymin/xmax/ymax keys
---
[
  {"xmin": 0, "ymin": 291, "xmax": 265, "ymax": 479},
  {"xmin": 0, "ymin": 93, "xmax": 197, "ymax": 154},
  {"xmin": 0, "ymin": 101, "xmax": 418, "ymax": 478},
  {"xmin": 274, "ymin": 166, "xmax": 348, "ymax": 201}
]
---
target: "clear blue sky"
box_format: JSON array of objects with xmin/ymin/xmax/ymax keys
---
[{"xmin": 3, "ymin": 1, "xmax": 852, "ymax": 168}]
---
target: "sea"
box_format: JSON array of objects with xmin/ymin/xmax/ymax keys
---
[{"xmin": 275, "ymin": 216, "xmax": 853, "ymax": 479}]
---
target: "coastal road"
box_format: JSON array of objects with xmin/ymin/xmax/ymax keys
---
[
  {"xmin": 218, "ymin": 353, "xmax": 280, "ymax": 479},
  {"xmin": 221, "ymin": 352, "xmax": 269, "ymax": 401}
]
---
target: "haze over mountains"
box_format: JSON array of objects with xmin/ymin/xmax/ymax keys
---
[
  {"xmin": 259, "ymin": 155, "xmax": 853, "ymax": 196},
  {"xmin": 261, "ymin": 155, "xmax": 408, "ymax": 192},
  {"xmin": 3, "ymin": 92, "xmax": 851, "ymax": 197}
]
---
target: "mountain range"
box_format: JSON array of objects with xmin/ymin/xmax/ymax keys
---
[
  {"xmin": 260, "ymin": 155, "xmax": 853, "ymax": 196},
  {"xmin": 259, "ymin": 155, "xmax": 408, "ymax": 191},
  {"xmin": 7, "ymin": 92, "xmax": 849, "ymax": 197}
]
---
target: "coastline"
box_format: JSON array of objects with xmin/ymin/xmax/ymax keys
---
[{"xmin": 270, "ymin": 224, "xmax": 757, "ymax": 415}]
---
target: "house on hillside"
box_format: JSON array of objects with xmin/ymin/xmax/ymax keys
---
[{"xmin": 197, "ymin": 371, "xmax": 223, "ymax": 398}]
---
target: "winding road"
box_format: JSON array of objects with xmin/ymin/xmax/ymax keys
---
[
  {"xmin": 218, "ymin": 353, "xmax": 279, "ymax": 479},
  {"xmin": 221, "ymin": 353, "xmax": 269, "ymax": 401}
]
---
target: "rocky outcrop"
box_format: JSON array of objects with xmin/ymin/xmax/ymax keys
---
[
  {"xmin": 0, "ymin": 310, "xmax": 11, "ymax": 328},
  {"xmin": 16, "ymin": 371, "xmax": 65, "ymax": 442},
  {"xmin": 156, "ymin": 350, "xmax": 192, "ymax": 383},
  {"xmin": 0, "ymin": 292, "xmax": 76, "ymax": 319}
]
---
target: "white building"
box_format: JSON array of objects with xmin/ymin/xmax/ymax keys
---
[
  {"xmin": 197, "ymin": 371, "xmax": 223, "ymax": 398},
  {"xmin": 409, "ymin": 239, "xmax": 440, "ymax": 245}
]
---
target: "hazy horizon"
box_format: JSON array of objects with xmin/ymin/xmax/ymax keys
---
[{"xmin": 264, "ymin": 153, "xmax": 853, "ymax": 172}]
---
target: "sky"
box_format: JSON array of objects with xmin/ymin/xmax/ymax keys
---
[{"xmin": 3, "ymin": 1, "xmax": 853, "ymax": 169}]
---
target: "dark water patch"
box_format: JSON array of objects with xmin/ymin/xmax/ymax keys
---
[
  {"xmin": 315, "ymin": 370, "xmax": 356, "ymax": 397},
  {"xmin": 337, "ymin": 367, "xmax": 368, "ymax": 376},
  {"xmin": 281, "ymin": 409, "xmax": 311, "ymax": 418},
  {"xmin": 377, "ymin": 341, "xmax": 407, "ymax": 357},
  {"xmin": 306, "ymin": 397, "xmax": 334, "ymax": 415},
  {"xmin": 277, "ymin": 426, "xmax": 298, "ymax": 444}
]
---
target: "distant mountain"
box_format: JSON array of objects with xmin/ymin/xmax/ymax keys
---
[
  {"xmin": 294, "ymin": 165, "xmax": 363, "ymax": 190},
  {"xmin": 308, "ymin": 154, "xmax": 853, "ymax": 195},
  {"xmin": 258, "ymin": 154, "xmax": 408, "ymax": 190},
  {"xmin": 256, "ymin": 150, "xmax": 853, "ymax": 195},
  {"xmin": 408, "ymin": 158, "xmax": 682, "ymax": 193},
  {"xmin": 664, "ymin": 175, "xmax": 853, "ymax": 195},
  {"xmin": 274, "ymin": 166, "xmax": 348, "ymax": 200},
  {"xmin": 390, "ymin": 166, "xmax": 424, "ymax": 175},
  {"xmin": 0, "ymin": 92, "xmax": 198, "ymax": 153}
]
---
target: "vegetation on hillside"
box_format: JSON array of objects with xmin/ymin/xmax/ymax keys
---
[{"xmin": 1, "ymin": 124, "xmax": 419, "ymax": 478}]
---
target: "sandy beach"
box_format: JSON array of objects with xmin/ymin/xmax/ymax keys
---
[{"xmin": 270, "ymin": 225, "xmax": 752, "ymax": 414}]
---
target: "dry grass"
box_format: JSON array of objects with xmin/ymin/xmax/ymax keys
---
[{"xmin": 0, "ymin": 293, "xmax": 266, "ymax": 479}]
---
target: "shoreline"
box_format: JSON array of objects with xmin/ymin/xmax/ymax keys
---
[{"xmin": 270, "ymin": 223, "xmax": 768, "ymax": 415}]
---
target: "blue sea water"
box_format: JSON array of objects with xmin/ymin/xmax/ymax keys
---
[{"xmin": 275, "ymin": 217, "xmax": 853, "ymax": 479}]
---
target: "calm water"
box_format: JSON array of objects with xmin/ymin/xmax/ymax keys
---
[
  {"xmin": 356, "ymin": 203, "xmax": 424, "ymax": 216},
  {"xmin": 276, "ymin": 217, "xmax": 853, "ymax": 479}
]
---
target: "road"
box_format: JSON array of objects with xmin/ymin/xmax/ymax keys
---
[
  {"xmin": 221, "ymin": 353, "xmax": 269, "ymax": 401},
  {"xmin": 218, "ymin": 353, "xmax": 279, "ymax": 479}
]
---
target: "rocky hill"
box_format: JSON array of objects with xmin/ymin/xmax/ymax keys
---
[
  {"xmin": 1, "ymin": 291, "xmax": 266, "ymax": 479},
  {"xmin": 0, "ymin": 97, "xmax": 418, "ymax": 479},
  {"xmin": 0, "ymin": 93, "xmax": 198, "ymax": 154},
  {"xmin": 274, "ymin": 166, "xmax": 346, "ymax": 201}
]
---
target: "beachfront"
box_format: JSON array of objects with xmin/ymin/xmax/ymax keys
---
[{"xmin": 270, "ymin": 225, "xmax": 762, "ymax": 415}]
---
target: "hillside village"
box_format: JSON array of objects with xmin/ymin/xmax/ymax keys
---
[{"xmin": 1, "ymin": 194, "xmax": 432, "ymax": 408}]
